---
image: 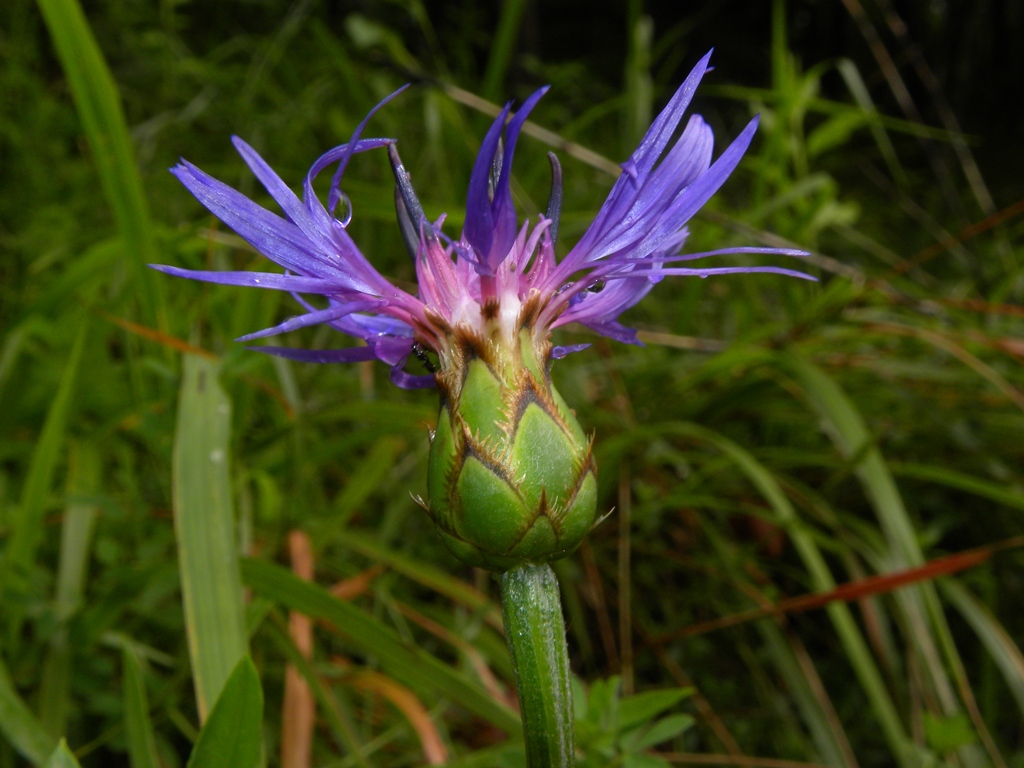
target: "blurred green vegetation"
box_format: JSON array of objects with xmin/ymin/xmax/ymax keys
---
[{"xmin": 2, "ymin": 0, "xmax": 1023, "ymax": 766}]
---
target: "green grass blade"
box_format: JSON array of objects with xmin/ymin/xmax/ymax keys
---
[
  {"xmin": 623, "ymin": 0, "xmax": 653, "ymax": 149},
  {"xmin": 668, "ymin": 421, "xmax": 910, "ymax": 767},
  {"xmin": 185, "ymin": 656, "xmax": 263, "ymax": 768},
  {"xmin": 122, "ymin": 647, "xmax": 161, "ymax": 768},
  {"xmin": 780, "ymin": 356, "xmax": 923, "ymax": 566},
  {"xmin": 0, "ymin": 322, "xmax": 88, "ymax": 601},
  {"xmin": 755, "ymin": 620, "xmax": 850, "ymax": 766},
  {"xmin": 781, "ymin": 356, "xmax": 988, "ymax": 765},
  {"xmin": 263, "ymin": 616, "xmax": 371, "ymax": 767},
  {"xmin": 0, "ymin": 653, "xmax": 57, "ymax": 765},
  {"xmin": 34, "ymin": 0, "xmax": 165, "ymax": 326},
  {"xmin": 480, "ymin": 0, "xmax": 528, "ymax": 101},
  {"xmin": 240, "ymin": 557, "xmax": 521, "ymax": 735},
  {"xmin": 37, "ymin": 651, "xmax": 71, "ymax": 743},
  {"xmin": 0, "ymin": 325, "xmax": 29, "ymax": 400},
  {"xmin": 438, "ymin": 742, "xmax": 525, "ymax": 768},
  {"xmin": 835, "ymin": 58, "xmax": 907, "ymax": 187},
  {"xmin": 941, "ymin": 580, "xmax": 1024, "ymax": 718},
  {"xmin": 174, "ymin": 354, "xmax": 248, "ymax": 721},
  {"xmin": 331, "ymin": 437, "xmax": 406, "ymax": 525},
  {"xmin": 38, "ymin": 441, "xmax": 100, "ymax": 736},
  {"xmin": 891, "ymin": 463, "xmax": 1024, "ymax": 512},
  {"xmin": 52, "ymin": 442, "xmax": 101, "ymax": 621},
  {"xmin": 43, "ymin": 740, "xmax": 82, "ymax": 768},
  {"xmin": 332, "ymin": 530, "xmax": 500, "ymax": 623}
]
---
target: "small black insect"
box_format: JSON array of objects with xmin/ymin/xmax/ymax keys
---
[{"xmin": 412, "ymin": 342, "xmax": 437, "ymax": 373}]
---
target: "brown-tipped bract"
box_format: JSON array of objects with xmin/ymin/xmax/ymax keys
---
[{"xmin": 427, "ymin": 328, "xmax": 597, "ymax": 571}]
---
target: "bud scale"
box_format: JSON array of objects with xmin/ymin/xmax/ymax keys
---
[{"xmin": 427, "ymin": 326, "xmax": 597, "ymax": 571}]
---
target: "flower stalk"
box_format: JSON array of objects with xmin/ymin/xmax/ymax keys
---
[{"xmin": 500, "ymin": 563, "xmax": 574, "ymax": 768}]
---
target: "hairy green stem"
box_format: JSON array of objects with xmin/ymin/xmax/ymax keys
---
[{"xmin": 499, "ymin": 563, "xmax": 575, "ymax": 768}]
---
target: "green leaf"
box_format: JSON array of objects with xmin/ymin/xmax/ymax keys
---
[
  {"xmin": 780, "ymin": 356, "xmax": 923, "ymax": 568},
  {"xmin": 332, "ymin": 530, "xmax": 501, "ymax": 625},
  {"xmin": 621, "ymin": 754, "xmax": 671, "ymax": 768},
  {"xmin": 611, "ymin": 420, "xmax": 911, "ymax": 768},
  {"xmin": 806, "ymin": 110, "xmax": 868, "ymax": 158},
  {"xmin": 186, "ymin": 656, "xmax": 263, "ymax": 768},
  {"xmin": 942, "ymin": 580, "xmax": 1024, "ymax": 718},
  {"xmin": 34, "ymin": 0, "xmax": 165, "ymax": 325},
  {"xmin": 623, "ymin": 714, "xmax": 694, "ymax": 752},
  {"xmin": 779, "ymin": 356, "xmax": 971, "ymax": 767},
  {"xmin": 617, "ymin": 689, "xmax": 692, "ymax": 733},
  {"xmin": 923, "ymin": 712, "xmax": 976, "ymax": 753},
  {"xmin": 0, "ymin": 322, "xmax": 88, "ymax": 598},
  {"xmin": 43, "ymin": 739, "xmax": 82, "ymax": 768},
  {"xmin": 892, "ymin": 462, "xmax": 1024, "ymax": 512},
  {"xmin": 39, "ymin": 441, "xmax": 101, "ymax": 737},
  {"xmin": 480, "ymin": 0, "xmax": 527, "ymax": 100},
  {"xmin": 835, "ymin": 58, "xmax": 907, "ymax": 186},
  {"xmin": 122, "ymin": 647, "xmax": 161, "ymax": 768},
  {"xmin": 262, "ymin": 618, "xmax": 371, "ymax": 768},
  {"xmin": 174, "ymin": 354, "xmax": 248, "ymax": 721},
  {"xmin": 435, "ymin": 742, "xmax": 526, "ymax": 768},
  {"xmin": 582, "ymin": 677, "xmax": 620, "ymax": 728},
  {"xmin": 332, "ymin": 436, "xmax": 406, "ymax": 524},
  {"xmin": 240, "ymin": 557, "xmax": 521, "ymax": 734},
  {"xmin": 0, "ymin": 653, "xmax": 57, "ymax": 765}
]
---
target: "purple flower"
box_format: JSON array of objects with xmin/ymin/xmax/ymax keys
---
[{"xmin": 154, "ymin": 51, "xmax": 811, "ymax": 388}]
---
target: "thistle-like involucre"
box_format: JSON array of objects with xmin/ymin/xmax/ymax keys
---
[{"xmin": 154, "ymin": 51, "xmax": 811, "ymax": 570}]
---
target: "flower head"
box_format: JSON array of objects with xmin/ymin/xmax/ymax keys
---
[
  {"xmin": 156, "ymin": 52, "xmax": 811, "ymax": 570},
  {"xmin": 154, "ymin": 50, "xmax": 809, "ymax": 388}
]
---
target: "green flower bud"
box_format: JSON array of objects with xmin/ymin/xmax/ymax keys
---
[{"xmin": 426, "ymin": 327, "xmax": 597, "ymax": 571}]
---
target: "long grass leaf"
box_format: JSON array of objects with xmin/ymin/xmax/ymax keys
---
[
  {"xmin": 781, "ymin": 356, "xmax": 995, "ymax": 766},
  {"xmin": 38, "ymin": 441, "xmax": 100, "ymax": 736},
  {"xmin": 264, "ymin": 617, "xmax": 371, "ymax": 768},
  {"xmin": 891, "ymin": 463, "xmax": 1024, "ymax": 512},
  {"xmin": 0, "ymin": 653, "xmax": 57, "ymax": 765},
  {"xmin": 332, "ymin": 437, "xmax": 406, "ymax": 525},
  {"xmin": 780, "ymin": 357, "xmax": 922, "ymax": 566},
  {"xmin": 756, "ymin": 619, "xmax": 854, "ymax": 767},
  {"xmin": 835, "ymin": 58, "xmax": 907, "ymax": 186},
  {"xmin": 240, "ymin": 557, "xmax": 521, "ymax": 735},
  {"xmin": 347, "ymin": 670, "xmax": 450, "ymax": 765},
  {"xmin": 1, "ymin": 322, "xmax": 88, "ymax": 600},
  {"xmin": 122, "ymin": 647, "xmax": 161, "ymax": 768},
  {"xmin": 51, "ymin": 442, "xmax": 101, "ymax": 621},
  {"xmin": 672, "ymin": 544, "xmax": 999, "ymax": 638},
  {"xmin": 941, "ymin": 580, "xmax": 1024, "ymax": 718},
  {"xmin": 666, "ymin": 421, "xmax": 910, "ymax": 768},
  {"xmin": 174, "ymin": 354, "xmax": 248, "ymax": 721},
  {"xmin": 332, "ymin": 531, "xmax": 500, "ymax": 625},
  {"xmin": 185, "ymin": 656, "xmax": 263, "ymax": 768},
  {"xmin": 43, "ymin": 740, "xmax": 82, "ymax": 768},
  {"xmin": 624, "ymin": 0, "xmax": 653, "ymax": 148},
  {"xmin": 0, "ymin": 326, "xmax": 29, "ymax": 400},
  {"xmin": 34, "ymin": 0, "xmax": 165, "ymax": 325},
  {"xmin": 480, "ymin": 0, "xmax": 528, "ymax": 100}
]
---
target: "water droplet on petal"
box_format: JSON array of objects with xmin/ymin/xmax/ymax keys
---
[{"xmin": 333, "ymin": 191, "xmax": 353, "ymax": 228}]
